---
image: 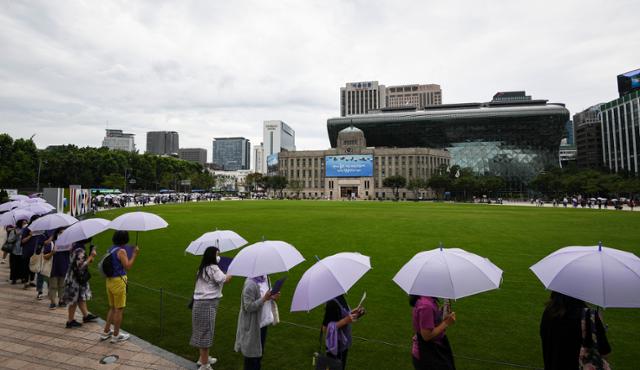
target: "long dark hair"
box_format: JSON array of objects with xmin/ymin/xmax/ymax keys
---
[
  {"xmin": 409, "ymin": 295, "xmax": 420, "ymax": 307},
  {"xmin": 545, "ymin": 291, "xmax": 585, "ymax": 318},
  {"xmin": 197, "ymin": 246, "xmax": 219, "ymax": 280}
]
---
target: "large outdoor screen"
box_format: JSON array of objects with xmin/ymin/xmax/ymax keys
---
[
  {"xmin": 325, "ymin": 155, "xmax": 373, "ymax": 177},
  {"xmin": 617, "ymin": 68, "xmax": 640, "ymax": 97},
  {"xmin": 267, "ymin": 153, "xmax": 279, "ymax": 175}
]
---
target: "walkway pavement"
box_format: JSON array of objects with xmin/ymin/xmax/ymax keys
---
[{"xmin": 0, "ymin": 263, "xmax": 194, "ymax": 370}]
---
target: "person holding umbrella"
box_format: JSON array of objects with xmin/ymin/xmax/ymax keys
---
[
  {"xmin": 410, "ymin": 295, "xmax": 456, "ymax": 370},
  {"xmin": 540, "ymin": 291, "xmax": 611, "ymax": 369},
  {"xmin": 189, "ymin": 246, "xmax": 231, "ymax": 370},
  {"xmin": 61, "ymin": 239, "xmax": 98, "ymax": 328},
  {"xmin": 42, "ymin": 227, "xmax": 70, "ymax": 309},
  {"xmin": 101, "ymin": 230, "xmax": 139, "ymax": 343},
  {"xmin": 235, "ymin": 275, "xmax": 280, "ymax": 370},
  {"xmin": 322, "ymin": 294, "xmax": 365, "ymax": 369},
  {"xmin": 20, "ymin": 215, "xmax": 41, "ymax": 289}
]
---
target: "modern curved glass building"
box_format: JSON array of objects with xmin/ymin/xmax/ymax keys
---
[{"xmin": 327, "ymin": 99, "xmax": 570, "ymax": 190}]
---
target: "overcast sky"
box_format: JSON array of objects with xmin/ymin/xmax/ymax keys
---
[{"xmin": 1, "ymin": 0, "xmax": 638, "ymax": 162}]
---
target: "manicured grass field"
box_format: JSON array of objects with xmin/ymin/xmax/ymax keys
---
[{"xmin": 88, "ymin": 201, "xmax": 640, "ymax": 370}]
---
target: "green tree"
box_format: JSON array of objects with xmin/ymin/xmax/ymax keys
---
[
  {"xmin": 383, "ymin": 175, "xmax": 407, "ymax": 200},
  {"xmin": 427, "ymin": 174, "xmax": 452, "ymax": 199},
  {"xmin": 245, "ymin": 173, "xmax": 264, "ymax": 193},
  {"xmin": 287, "ymin": 180, "xmax": 304, "ymax": 199},
  {"xmin": 407, "ymin": 178, "xmax": 427, "ymax": 199},
  {"xmin": 269, "ymin": 176, "xmax": 288, "ymax": 198}
]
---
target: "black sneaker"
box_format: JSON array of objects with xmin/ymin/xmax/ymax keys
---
[
  {"xmin": 66, "ymin": 320, "xmax": 82, "ymax": 328},
  {"xmin": 83, "ymin": 314, "xmax": 98, "ymax": 323},
  {"xmin": 58, "ymin": 303, "xmax": 66, "ymax": 308}
]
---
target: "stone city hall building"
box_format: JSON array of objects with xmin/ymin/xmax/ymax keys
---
[{"xmin": 277, "ymin": 127, "xmax": 450, "ymax": 200}]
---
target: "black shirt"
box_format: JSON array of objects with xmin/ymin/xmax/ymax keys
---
[
  {"xmin": 540, "ymin": 304, "xmax": 611, "ymax": 370},
  {"xmin": 323, "ymin": 295, "xmax": 349, "ymax": 327}
]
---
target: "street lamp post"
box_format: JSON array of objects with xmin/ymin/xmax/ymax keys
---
[{"xmin": 36, "ymin": 159, "xmax": 42, "ymax": 192}]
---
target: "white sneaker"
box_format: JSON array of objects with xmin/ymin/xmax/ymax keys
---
[
  {"xmin": 110, "ymin": 333, "xmax": 130, "ymax": 343},
  {"xmin": 197, "ymin": 357, "xmax": 218, "ymax": 366},
  {"xmin": 99, "ymin": 331, "xmax": 113, "ymax": 341},
  {"xmin": 0, "ymin": 259, "xmax": 5, "ymax": 264},
  {"xmin": 197, "ymin": 364, "xmax": 212, "ymax": 370}
]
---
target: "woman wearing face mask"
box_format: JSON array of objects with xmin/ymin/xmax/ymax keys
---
[{"xmin": 190, "ymin": 247, "xmax": 231, "ymax": 370}]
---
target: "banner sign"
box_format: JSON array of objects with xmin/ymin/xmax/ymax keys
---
[
  {"xmin": 325, "ymin": 155, "xmax": 374, "ymax": 177},
  {"xmin": 70, "ymin": 188, "xmax": 91, "ymax": 217}
]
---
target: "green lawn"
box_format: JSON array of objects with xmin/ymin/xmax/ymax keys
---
[{"xmin": 87, "ymin": 201, "xmax": 640, "ymax": 370}]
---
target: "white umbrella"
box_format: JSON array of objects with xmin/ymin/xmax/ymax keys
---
[
  {"xmin": 0, "ymin": 209, "xmax": 35, "ymax": 227},
  {"xmin": 392, "ymin": 247, "xmax": 503, "ymax": 300},
  {"xmin": 29, "ymin": 213, "xmax": 78, "ymax": 232},
  {"xmin": 24, "ymin": 198, "xmax": 46, "ymax": 204},
  {"xmin": 56, "ymin": 218, "xmax": 110, "ymax": 245},
  {"xmin": 108, "ymin": 211, "xmax": 168, "ymax": 231},
  {"xmin": 291, "ymin": 252, "xmax": 371, "ymax": 312},
  {"xmin": 0, "ymin": 201, "xmax": 21, "ymax": 212},
  {"xmin": 530, "ymin": 244, "xmax": 640, "ymax": 308},
  {"xmin": 9, "ymin": 194, "xmax": 29, "ymax": 201},
  {"xmin": 186, "ymin": 230, "xmax": 248, "ymax": 255},
  {"xmin": 227, "ymin": 240, "xmax": 305, "ymax": 278},
  {"xmin": 24, "ymin": 203, "xmax": 55, "ymax": 216}
]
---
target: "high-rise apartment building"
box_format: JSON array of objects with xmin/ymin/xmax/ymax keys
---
[
  {"xmin": 253, "ymin": 143, "xmax": 265, "ymax": 173},
  {"xmin": 340, "ymin": 81, "xmax": 442, "ymax": 117},
  {"xmin": 212, "ymin": 137, "xmax": 251, "ymax": 171},
  {"xmin": 261, "ymin": 120, "xmax": 295, "ymax": 174},
  {"xmin": 146, "ymin": 131, "xmax": 179, "ymax": 155},
  {"xmin": 101, "ymin": 129, "xmax": 136, "ymax": 152},
  {"xmin": 574, "ymin": 105, "xmax": 603, "ymax": 170},
  {"xmin": 178, "ymin": 148, "xmax": 207, "ymax": 166}
]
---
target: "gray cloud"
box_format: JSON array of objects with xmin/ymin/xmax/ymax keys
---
[{"xmin": 0, "ymin": 0, "xmax": 638, "ymax": 161}]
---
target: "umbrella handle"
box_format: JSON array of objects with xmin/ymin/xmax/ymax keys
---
[{"xmin": 135, "ymin": 231, "xmax": 139, "ymax": 246}]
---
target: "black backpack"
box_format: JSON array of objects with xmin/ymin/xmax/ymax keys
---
[{"xmin": 98, "ymin": 247, "xmax": 119, "ymax": 277}]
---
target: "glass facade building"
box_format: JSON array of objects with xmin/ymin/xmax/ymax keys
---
[
  {"xmin": 600, "ymin": 89, "xmax": 640, "ymax": 175},
  {"xmin": 212, "ymin": 137, "xmax": 251, "ymax": 171},
  {"xmin": 327, "ymin": 100, "xmax": 569, "ymax": 190}
]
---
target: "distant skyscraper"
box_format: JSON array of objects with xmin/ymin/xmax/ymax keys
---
[
  {"xmin": 340, "ymin": 81, "xmax": 442, "ymax": 117},
  {"xmin": 386, "ymin": 84, "xmax": 442, "ymax": 109},
  {"xmin": 146, "ymin": 131, "xmax": 179, "ymax": 155},
  {"xmin": 212, "ymin": 137, "xmax": 251, "ymax": 171},
  {"xmin": 600, "ymin": 89, "xmax": 640, "ymax": 174},
  {"xmin": 564, "ymin": 120, "xmax": 575, "ymax": 146},
  {"xmin": 178, "ymin": 148, "xmax": 207, "ymax": 166},
  {"xmin": 340, "ymin": 81, "xmax": 386, "ymax": 116},
  {"xmin": 253, "ymin": 143, "xmax": 265, "ymax": 173},
  {"xmin": 262, "ymin": 120, "xmax": 295, "ymax": 174},
  {"xmin": 102, "ymin": 129, "xmax": 136, "ymax": 152},
  {"xmin": 574, "ymin": 105, "xmax": 603, "ymax": 170},
  {"xmin": 492, "ymin": 91, "xmax": 532, "ymax": 102}
]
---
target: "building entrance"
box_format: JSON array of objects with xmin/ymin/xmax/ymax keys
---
[{"xmin": 340, "ymin": 186, "xmax": 358, "ymax": 199}]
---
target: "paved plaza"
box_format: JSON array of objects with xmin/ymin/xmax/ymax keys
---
[{"xmin": 0, "ymin": 263, "xmax": 194, "ymax": 370}]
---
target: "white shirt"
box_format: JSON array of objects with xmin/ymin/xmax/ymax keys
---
[
  {"xmin": 193, "ymin": 265, "xmax": 226, "ymax": 300},
  {"xmin": 258, "ymin": 279, "xmax": 274, "ymax": 327}
]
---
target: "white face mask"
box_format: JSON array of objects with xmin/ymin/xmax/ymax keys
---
[{"xmin": 216, "ymin": 255, "xmax": 221, "ymax": 263}]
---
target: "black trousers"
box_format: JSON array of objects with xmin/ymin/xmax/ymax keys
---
[
  {"xmin": 244, "ymin": 326, "xmax": 268, "ymax": 370},
  {"xmin": 9, "ymin": 253, "xmax": 25, "ymax": 282},
  {"xmin": 22, "ymin": 255, "xmax": 35, "ymax": 282}
]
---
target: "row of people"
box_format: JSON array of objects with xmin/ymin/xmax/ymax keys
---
[{"xmin": 188, "ymin": 245, "xmax": 612, "ymax": 370}]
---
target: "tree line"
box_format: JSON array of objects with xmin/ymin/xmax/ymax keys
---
[
  {"xmin": 529, "ymin": 167, "xmax": 640, "ymax": 199},
  {"xmin": 0, "ymin": 134, "xmax": 215, "ymax": 191}
]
